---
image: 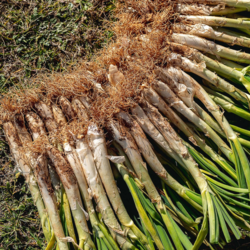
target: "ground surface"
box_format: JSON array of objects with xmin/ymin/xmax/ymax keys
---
[{"xmin": 0, "ymin": 0, "xmax": 113, "ymax": 249}]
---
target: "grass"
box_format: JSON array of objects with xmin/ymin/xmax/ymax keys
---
[
  {"xmin": 0, "ymin": 0, "xmax": 114, "ymax": 92},
  {"xmin": 0, "ymin": 0, "xmax": 113, "ymax": 249}
]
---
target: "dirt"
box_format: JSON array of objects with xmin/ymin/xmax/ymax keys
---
[
  {"xmin": 3, "ymin": 122, "xmax": 23, "ymax": 148},
  {"xmin": 36, "ymin": 155, "xmax": 55, "ymax": 197},
  {"xmin": 59, "ymin": 96, "xmax": 77, "ymax": 121},
  {"xmin": 25, "ymin": 112, "xmax": 47, "ymax": 135},
  {"xmin": 46, "ymin": 145, "xmax": 77, "ymax": 189},
  {"xmin": 71, "ymin": 98, "xmax": 89, "ymax": 123}
]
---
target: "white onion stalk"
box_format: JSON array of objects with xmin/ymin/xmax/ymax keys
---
[
  {"xmin": 156, "ymin": 66, "xmax": 224, "ymax": 136},
  {"xmin": 25, "ymin": 111, "xmax": 94, "ymax": 249},
  {"xmin": 52, "ymin": 104, "xmax": 68, "ymax": 127},
  {"xmin": 168, "ymin": 52, "xmax": 249, "ymax": 105},
  {"xmin": 34, "ymin": 102, "xmax": 58, "ymax": 132},
  {"xmin": 60, "ymin": 96, "xmax": 141, "ymax": 249},
  {"xmin": 149, "ymin": 80, "xmax": 233, "ymax": 162},
  {"xmin": 202, "ymin": 83, "xmax": 238, "ymax": 104},
  {"xmin": 173, "ymin": 24, "xmax": 250, "ymax": 48},
  {"xmin": 129, "ymin": 106, "xmax": 205, "ymax": 209},
  {"xmin": 75, "ymin": 137, "xmax": 136, "ymax": 250},
  {"xmin": 13, "ymin": 116, "xmax": 68, "ymax": 250},
  {"xmin": 131, "ymin": 105, "xmax": 191, "ymax": 169},
  {"xmin": 165, "ymin": 66, "xmax": 248, "ymax": 126},
  {"xmin": 70, "ymin": 97, "xmax": 150, "ymax": 249},
  {"xmin": 130, "ymin": 104, "xmax": 224, "ymax": 246},
  {"xmin": 25, "ymin": 111, "xmax": 62, "ymax": 197},
  {"xmin": 209, "ymin": 93, "xmax": 250, "ymax": 123},
  {"xmin": 177, "ymin": 4, "xmax": 246, "ymax": 16},
  {"xmin": 155, "ymin": 67, "xmax": 225, "ymax": 137},
  {"xmin": 112, "ymin": 141, "xmax": 137, "ymax": 175},
  {"xmin": 72, "ymin": 98, "xmax": 89, "ymax": 122},
  {"xmin": 189, "ymin": 51, "xmax": 250, "ymax": 93},
  {"xmin": 46, "ymin": 145, "xmax": 96, "ymax": 250},
  {"xmin": 110, "ymin": 122, "xmax": 165, "ymax": 201},
  {"xmin": 153, "ymin": 71, "xmax": 250, "ymax": 192},
  {"xmin": 180, "ymin": 15, "xmax": 250, "ymax": 31},
  {"xmin": 157, "ymin": 66, "xmax": 224, "ymax": 136},
  {"xmin": 209, "ymin": 7, "xmax": 246, "ymax": 15},
  {"xmin": 87, "ymin": 125, "xmax": 152, "ymax": 249},
  {"xmin": 142, "ymin": 87, "xmax": 237, "ymax": 180},
  {"xmin": 33, "ymin": 103, "xmax": 79, "ymax": 244},
  {"xmin": 154, "ymin": 66, "xmax": 197, "ymax": 113},
  {"xmin": 3, "ymin": 122, "xmax": 53, "ymax": 246},
  {"xmin": 208, "ymin": 54, "xmax": 244, "ymax": 70},
  {"xmin": 175, "ymin": 3, "xmax": 237, "ymax": 16},
  {"xmin": 109, "ymin": 121, "xmax": 201, "ymax": 247},
  {"xmin": 177, "ymin": 0, "xmax": 250, "ymax": 10},
  {"xmin": 155, "ymin": 66, "xmax": 224, "ymax": 135},
  {"xmin": 52, "ymin": 104, "xmax": 120, "ymax": 250},
  {"xmin": 215, "ymin": 27, "xmax": 250, "ymax": 42},
  {"xmin": 171, "ymin": 33, "xmax": 250, "ymax": 64}
]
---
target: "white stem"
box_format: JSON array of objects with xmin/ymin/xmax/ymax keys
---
[
  {"xmin": 4, "ymin": 122, "xmax": 68, "ymax": 249},
  {"xmin": 174, "ymin": 24, "xmax": 250, "ymax": 48},
  {"xmin": 46, "ymin": 145, "xmax": 94, "ymax": 248},
  {"xmin": 176, "ymin": 3, "xmax": 227, "ymax": 15},
  {"xmin": 168, "ymin": 52, "xmax": 249, "ymax": 105},
  {"xmin": 177, "ymin": 0, "xmax": 250, "ymax": 10},
  {"xmin": 87, "ymin": 125, "xmax": 134, "ymax": 227},
  {"xmin": 171, "ymin": 33, "xmax": 250, "ymax": 64},
  {"xmin": 151, "ymin": 80, "xmax": 232, "ymax": 160},
  {"xmin": 180, "ymin": 15, "xmax": 250, "ymax": 29},
  {"xmin": 34, "ymin": 102, "xmax": 58, "ymax": 132},
  {"xmin": 75, "ymin": 138, "xmax": 133, "ymax": 250}
]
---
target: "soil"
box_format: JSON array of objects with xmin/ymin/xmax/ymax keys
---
[{"xmin": 47, "ymin": 146, "xmax": 77, "ymax": 188}]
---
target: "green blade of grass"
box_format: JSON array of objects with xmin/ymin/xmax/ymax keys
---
[
  {"xmin": 185, "ymin": 191, "xmax": 202, "ymax": 206},
  {"xmin": 209, "ymin": 182, "xmax": 250, "ymax": 201},
  {"xmin": 192, "ymin": 192, "xmax": 208, "ymax": 250},
  {"xmin": 204, "ymin": 175, "xmax": 249, "ymax": 193},
  {"xmin": 149, "ymin": 215, "xmax": 173, "ymax": 250},
  {"xmin": 211, "ymin": 196, "xmax": 231, "ymax": 243},
  {"xmin": 127, "ymin": 176, "xmax": 164, "ymax": 249},
  {"xmin": 131, "ymin": 178, "xmax": 185, "ymax": 250},
  {"xmin": 206, "ymin": 192, "xmax": 217, "ymax": 244},
  {"xmin": 141, "ymin": 220, "xmax": 155, "ymax": 250},
  {"xmin": 169, "ymin": 213, "xmax": 193, "ymax": 250},
  {"xmin": 166, "ymin": 185, "xmax": 201, "ymax": 220},
  {"xmin": 188, "ymin": 146, "xmax": 237, "ymax": 187},
  {"xmin": 161, "ymin": 182, "xmax": 200, "ymax": 228},
  {"xmin": 216, "ymin": 197, "xmax": 241, "ymax": 240}
]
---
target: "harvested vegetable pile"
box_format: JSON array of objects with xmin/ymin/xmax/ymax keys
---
[{"xmin": 2, "ymin": 0, "xmax": 250, "ymax": 249}]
